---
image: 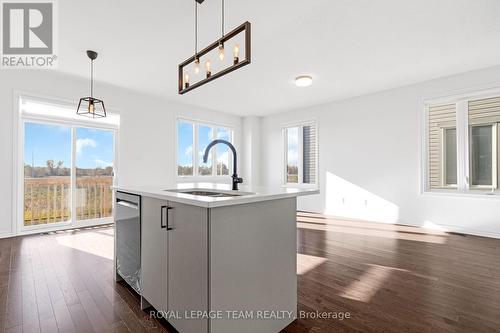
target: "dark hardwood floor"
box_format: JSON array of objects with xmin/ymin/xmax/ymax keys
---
[{"xmin": 0, "ymin": 213, "xmax": 499, "ymax": 333}]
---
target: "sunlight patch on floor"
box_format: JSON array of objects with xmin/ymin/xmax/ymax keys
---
[
  {"xmin": 366, "ymin": 264, "xmax": 437, "ymax": 282},
  {"xmin": 297, "ymin": 253, "xmax": 328, "ymax": 275},
  {"xmin": 338, "ymin": 264, "xmax": 392, "ymax": 302},
  {"xmin": 297, "ymin": 221, "xmax": 448, "ymax": 244},
  {"xmin": 56, "ymin": 231, "xmax": 114, "ymax": 260}
]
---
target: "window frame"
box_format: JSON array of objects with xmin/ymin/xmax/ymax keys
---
[
  {"xmin": 282, "ymin": 120, "xmax": 318, "ymax": 189},
  {"xmin": 175, "ymin": 117, "xmax": 234, "ymax": 180},
  {"xmin": 13, "ymin": 93, "xmax": 119, "ymax": 236},
  {"xmin": 421, "ymin": 88, "xmax": 500, "ymax": 198}
]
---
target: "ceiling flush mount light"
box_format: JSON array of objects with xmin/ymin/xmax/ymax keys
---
[
  {"xmin": 178, "ymin": 0, "xmax": 251, "ymax": 94},
  {"xmin": 77, "ymin": 50, "xmax": 106, "ymax": 118},
  {"xmin": 295, "ymin": 75, "xmax": 313, "ymax": 87}
]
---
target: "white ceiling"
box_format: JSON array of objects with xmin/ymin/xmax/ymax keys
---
[{"xmin": 58, "ymin": 0, "xmax": 500, "ymax": 116}]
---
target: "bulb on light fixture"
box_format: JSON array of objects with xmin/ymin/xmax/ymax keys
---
[
  {"xmin": 218, "ymin": 42, "xmax": 225, "ymax": 61},
  {"xmin": 184, "ymin": 73, "xmax": 190, "ymax": 89},
  {"xmin": 205, "ymin": 60, "xmax": 211, "ymax": 78},
  {"xmin": 295, "ymin": 75, "xmax": 313, "ymax": 87},
  {"xmin": 233, "ymin": 44, "xmax": 240, "ymax": 65},
  {"xmin": 88, "ymin": 101, "xmax": 95, "ymax": 114},
  {"xmin": 194, "ymin": 57, "xmax": 200, "ymax": 74}
]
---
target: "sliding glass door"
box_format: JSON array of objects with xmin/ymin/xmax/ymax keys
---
[
  {"xmin": 76, "ymin": 127, "xmax": 114, "ymax": 221},
  {"xmin": 22, "ymin": 121, "xmax": 116, "ymax": 230},
  {"xmin": 23, "ymin": 122, "xmax": 72, "ymax": 226}
]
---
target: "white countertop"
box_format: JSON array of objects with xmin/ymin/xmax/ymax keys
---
[{"xmin": 113, "ymin": 183, "xmax": 319, "ymax": 208}]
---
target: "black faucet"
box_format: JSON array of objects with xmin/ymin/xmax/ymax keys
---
[{"xmin": 203, "ymin": 139, "xmax": 243, "ymax": 190}]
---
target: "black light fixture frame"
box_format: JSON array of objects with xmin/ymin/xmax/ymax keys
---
[
  {"xmin": 178, "ymin": 21, "xmax": 251, "ymax": 94},
  {"xmin": 77, "ymin": 50, "xmax": 107, "ymax": 118},
  {"xmin": 76, "ymin": 96, "xmax": 106, "ymax": 118}
]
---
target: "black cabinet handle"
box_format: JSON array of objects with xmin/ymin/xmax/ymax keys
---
[
  {"xmin": 161, "ymin": 206, "xmax": 167, "ymax": 228},
  {"xmin": 166, "ymin": 206, "xmax": 173, "ymax": 230},
  {"xmin": 161, "ymin": 206, "xmax": 173, "ymax": 230}
]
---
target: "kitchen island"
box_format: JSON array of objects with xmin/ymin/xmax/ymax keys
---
[{"xmin": 113, "ymin": 183, "xmax": 318, "ymax": 333}]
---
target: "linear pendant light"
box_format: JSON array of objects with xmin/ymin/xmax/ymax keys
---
[
  {"xmin": 77, "ymin": 50, "xmax": 106, "ymax": 118},
  {"xmin": 178, "ymin": 0, "xmax": 251, "ymax": 94}
]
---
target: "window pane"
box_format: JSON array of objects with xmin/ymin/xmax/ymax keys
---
[
  {"xmin": 216, "ymin": 128, "xmax": 231, "ymax": 176},
  {"xmin": 468, "ymin": 97, "xmax": 499, "ymax": 189},
  {"xmin": 470, "ymin": 125, "xmax": 493, "ymax": 186},
  {"xmin": 198, "ymin": 125, "xmax": 213, "ymax": 176},
  {"xmin": 444, "ymin": 128, "xmax": 457, "ymax": 185},
  {"xmin": 24, "ymin": 122, "xmax": 71, "ymax": 226},
  {"xmin": 76, "ymin": 128, "xmax": 114, "ymax": 221},
  {"xmin": 177, "ymin": 122, "xmax": 194, "ymax": 176},
  {"xmin": 286, "ymin": 127, "xmax": 299, "ymax": 183},
  {"xmin": 303, "ymin": 125, "xmax": 316, "ymax": 184},
  {"xmin": 428, "ymin": 104, "xmax": 457, "ymax": 189}
]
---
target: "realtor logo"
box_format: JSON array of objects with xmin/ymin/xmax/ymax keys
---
[{"xmin": 1, "ymin": 0, "xmax": 57, "ymax": 68}]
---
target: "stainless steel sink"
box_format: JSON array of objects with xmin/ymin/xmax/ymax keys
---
[{"xmin": 165, "ymin": 189, "xmax": 254, "ymax": 197}]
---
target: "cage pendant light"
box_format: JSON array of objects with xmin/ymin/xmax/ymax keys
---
[
  {"xmin": 77, "ymin": 50, "xmax": 106, "ymax": 118},
  {"xmin": 178, "ymin": 0, "xmax": 251, "ymax": 94}
]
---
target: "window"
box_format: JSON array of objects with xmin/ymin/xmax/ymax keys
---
[
  {"xmin": 286, "ymin": 127, "xmax": 299, "ymax": 183},
  {"xmin": 24, "ymin": 123, "xmax": 72, "ymax": 225},
  {"xmin": 468, "ymin": 96, "xmax": 499, "ymax": 189},
  {"xmin": 75, "ymin": 128, "xmax": 115, "ymax": 221},
  {"xmin": 425, "ymin": 94, "xmax": 500, "ymax": 193},
  {"xmin": 216, "ymin": 128, "xmax": 231, "ymax": 176},
  {"xmin": 428, "ymin": 104, "xmax": 457, "ymax": 189},
  {"xmin": 19, "ymin": 97, "xmax": 118, "ymax": 230},
  {"xmin": 444, "ymin": 128, "xmax": 457, "ymax": 186},
  {"xmin": 176, "ymin": 119, "xmax": 233, "ymax": 178},
  {"xmin": 198, "ymin": 125, "xmax": 213, "ymax": 175},
  {"xmin": 470, "ymin": 125, "xmax": 494, "ymax": 186},
  {"xmin": 283, "ymin": 122, "xmax": 317, "ymax": 186},
  {"xmin": 177, "ymin": 121, "xmax": 194, "ymax": 176}
]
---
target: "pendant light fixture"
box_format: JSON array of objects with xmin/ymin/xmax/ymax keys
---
[
  {"xmin": 178, "ymin": 0, "xmax": 251, "ymax": 94},
  {"xmin": 77, "ymin": 50, "xmax": 106, "ymax": 118}
]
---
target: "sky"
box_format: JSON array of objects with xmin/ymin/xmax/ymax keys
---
[
  {"xmin": 177, "ymin": 121, "xmax": 194, "ymax": 167},
  {"xmin": 24, "ymin": 122, "xmax": 114, "ymax": 169}
]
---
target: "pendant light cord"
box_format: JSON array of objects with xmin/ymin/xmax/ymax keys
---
[
  {"xmin": 221, "ymin": 0, "xmax": 225, "ymax": 37},
  {"xmin": 90, "ymin": 59, "xmax": 94, "ymax": 98},
  {"xmin": 194, "ymin": 1, "xmax": 198, "ymax": 58}
]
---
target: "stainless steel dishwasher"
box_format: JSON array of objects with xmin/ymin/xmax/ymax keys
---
[{"xmin": 115, "ymin": 191, "xmax": 141, "ymax": 294}]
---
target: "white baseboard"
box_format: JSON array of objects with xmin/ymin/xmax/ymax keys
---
[
  {"xmin": 0, "ymin": 231, "xmax": 14, "ymax": 239},
  {"xmin": 432, "ymin": 224, "xmax": 500, "ymax": 239},
  {"xmin": 0, "ymin": 220, "xmax": 114, "ymax": 239}
]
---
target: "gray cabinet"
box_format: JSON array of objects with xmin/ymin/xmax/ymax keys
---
[
  {"xmin": 141, "ymin": 198, "xmax": 209, "ymax": 333},
  {"xmin": 168, "ymin": 202, "xmax": 208, "ymax": 333},
  {"xmin": 141, "ymin": 197, "xmax": 168, "ymax": 313}
]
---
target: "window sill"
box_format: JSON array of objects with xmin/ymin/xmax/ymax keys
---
[
  {"xmin": 282, "ymin": 183, "xmax": 319, "ymax": 190},
  {"xmin": 422, "ymin": 189, "xmax": 500, "ymax": 200},
  {"xmin": 176, "ymin": 176, "xmax": 232, "ymax": 183}
]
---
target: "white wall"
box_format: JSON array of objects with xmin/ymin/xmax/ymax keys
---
[
  {"xmin": 0, "ymin": 70, "xmax": 241, "ymax": 237},
  {"xmin": 4, "ymin": 66, "xmax": 500, "ymax": 239},
  {"xmin": 261, "ymin": 65, "xmax": 500, "ymax": 238},
  {"xmin": 241, "ymin": 116, "xmax": 262, "ymax": 186}
]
